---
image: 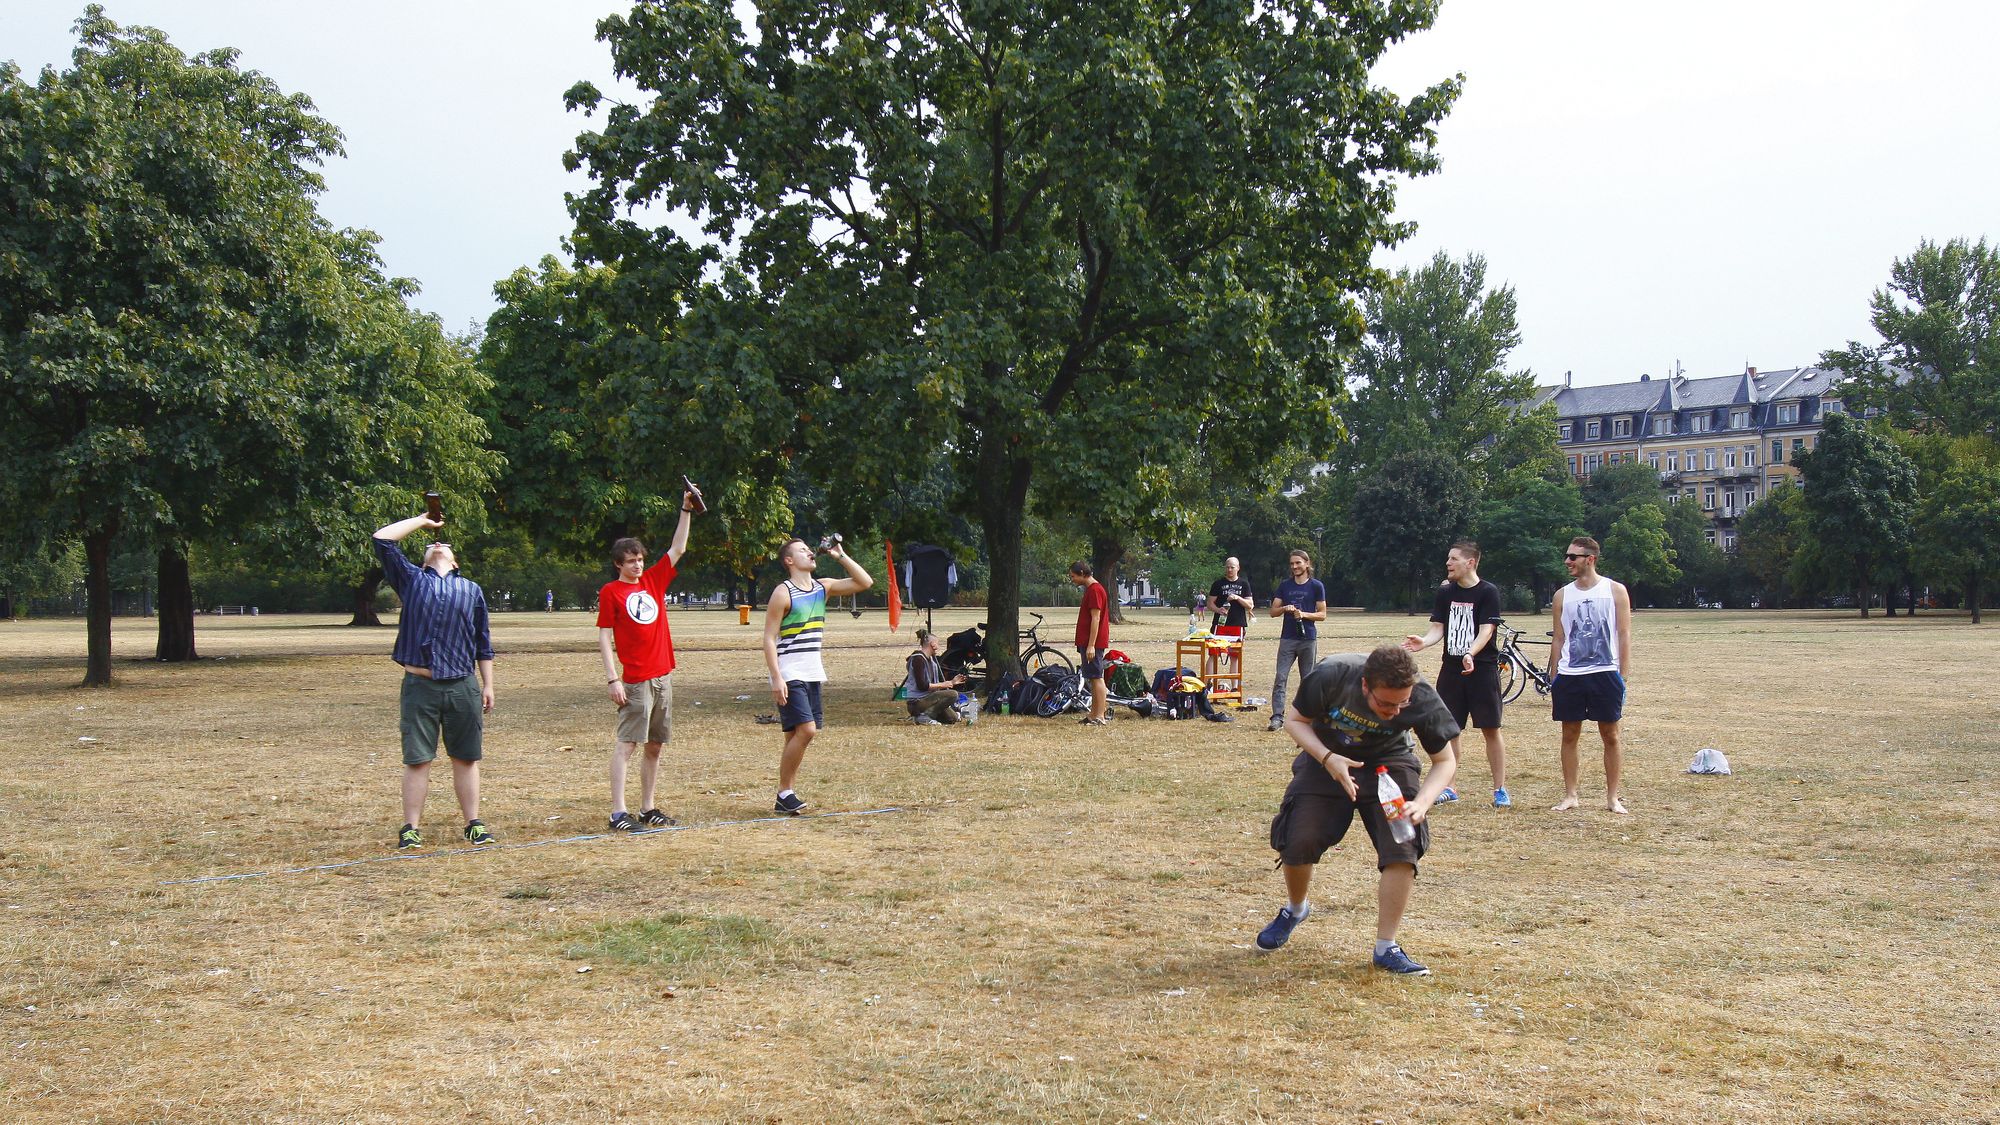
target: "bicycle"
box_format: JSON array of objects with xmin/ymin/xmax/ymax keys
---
[
  {"xmin": 1017, "ymin": 611, "xmax": 1075, "ymax": 678},
  {"xmin": 1493, "ymin": 618, "xmax": 1553, "ymax": 704}
]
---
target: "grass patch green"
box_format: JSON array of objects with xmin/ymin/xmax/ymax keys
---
[{"xmin": 561, "ymin": 912, "xmax": 810, "ymax": 973}]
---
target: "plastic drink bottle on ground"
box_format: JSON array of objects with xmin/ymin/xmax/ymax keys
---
[{"xmin": 1377, "ymin": 765, "xmax": 1416, "ymax": 843}]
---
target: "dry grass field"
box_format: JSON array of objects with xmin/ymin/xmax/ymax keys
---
[{"xmin": 1, "ymin": 605, "xmax": 1995, "ymax": 1123}]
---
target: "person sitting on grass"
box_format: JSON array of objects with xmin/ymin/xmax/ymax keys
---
[{"xmin": 904, "ymin": 628, "xmax": 967, "ymax": 725}]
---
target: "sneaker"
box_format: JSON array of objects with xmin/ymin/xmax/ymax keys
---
[
  {"xmin": 913, "ymin": 714, "xmax": 942, "ymax": 726},
  {"xmin": 774, "ymin": 791, "xmax": 808, "ymax": 816},
  {"xmin": 1254, "ymin": 903, "xmax": 1312, "ymax": 952},
  {"xmin": 396, "ymin": 824, "xmax": 423, "ymax": 850},
  {"xmin": 1372, "ymin": 942, "xmax": 1432, "ymax": 976},
  {"xmin": 1436, "ymin": 787, "xmax": 1459, "ymax": 804},
  {"xmin": 1266, "ymin": 716, "xmax": 1285, "ymax": 732},
  {"xmin": 1492, "ymin": 787, "xmax": 1512, "ymax": 808},
  {"xmin": 462, "ymin": 820, "xmax": 496, "ymax": 845},
  {"xmin": 608, "ymin": 811, "xmax": 641, "ymax": 832},
  {"xmin": 638, "ymin": 808, "xmax": 678, "ymax": 827}
]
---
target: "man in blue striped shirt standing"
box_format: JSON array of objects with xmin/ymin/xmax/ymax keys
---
[{"xmin": 373, "ymin": 511, "xmax": 498, "ymax": 850}]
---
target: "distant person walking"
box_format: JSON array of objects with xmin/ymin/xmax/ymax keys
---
[
  {"xmin": 372, "ymin": 511, "xmax": 496, "ymax": 850},
  {"xmin": 763, "ymin": 537, "xmax": 873, "ymax": 814},
  {"xmin": 545, "ymin": 589, "xmax": 555, "ymax": 613},
  {"xmin": 1402, "ymin": 540, "xmax": 1510, "ymax": 807},
  {"xmin": 1549, "ymin": 536, "xmax": 1633, "ymax": 814},
  {"xmin": 595, "ymin": 490, "xmax": 696, "ymax": 832},
  {"xmin": 1070, "ymin": 561, "xmax": 1110, "ymax": 725},
  {"xmin": 1266, "ymin": 549, "xmax": 1327, "ymax": 732}
]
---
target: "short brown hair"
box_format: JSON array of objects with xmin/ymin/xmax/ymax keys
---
[
  {"xmin": 1450, "ymin": 539, "xmax": 1480, "ymax": 561},
  {"xmin": 610, "ymin": 537, "xmax": 645, "ymax": 562},
  {"xmin": 1568, "ymin": 536, "xmax": 1600, "ymax": 556},
  {"xmin": 1069, "ymin": 560, "xmax": 1092, "ymax": 577},
  {"xmin": 1361, "ymin": 644, "xmax": 1418, "ymax": 689},
  {"xmin": 779, "ymin": 538, "xmax": 807, "ymax": 564}
]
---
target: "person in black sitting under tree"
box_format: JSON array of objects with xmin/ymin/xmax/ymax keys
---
[{"xmin": 904, "ymin": 628, "xmax": 967, "ymax": 725}]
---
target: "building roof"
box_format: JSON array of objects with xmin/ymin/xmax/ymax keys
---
[{"xmin": 1552, "ymin": 379, "xmax": 1668, "ymax": 417}]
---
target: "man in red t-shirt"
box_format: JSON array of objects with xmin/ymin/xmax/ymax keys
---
[
  {"xmin": 595, "ymin": 492, "xmax": 696, "ymax": 832},
  {"xmin": 1068, "ymin": 560, "xmax": 1110, "ymax": 725}
]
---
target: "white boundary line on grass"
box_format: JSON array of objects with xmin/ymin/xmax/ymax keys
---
[{"xmin": 157, "ymin": 806, "xmax": 909, "ymax": 886}]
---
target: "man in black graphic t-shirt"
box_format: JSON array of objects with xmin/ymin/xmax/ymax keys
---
[
  {"xmin": 1403, "ymin": 540, "xmax": 1510, "ymax": 808},
  {"xmin": 1207, "ymin": 557, "xmax": 1256, "ymax": 632}
]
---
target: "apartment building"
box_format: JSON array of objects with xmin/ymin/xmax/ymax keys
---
[{"xmin": 1540, "ymin": 365, "xmax": 1848, "ymax": 551}]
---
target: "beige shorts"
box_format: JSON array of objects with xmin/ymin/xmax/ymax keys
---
[{"xmin": 616, "ymin": 675, "xmax": 673, "ymax": 745}]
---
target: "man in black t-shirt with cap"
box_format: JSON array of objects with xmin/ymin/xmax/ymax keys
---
[{"xmin": 1253, "ymin": 645, "xmax": 1458, "ymax": 975}]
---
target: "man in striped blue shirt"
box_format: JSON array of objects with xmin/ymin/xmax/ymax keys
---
[{"xmin": 373, "ymin": 511, "xmax": 497, "ymax": 851}]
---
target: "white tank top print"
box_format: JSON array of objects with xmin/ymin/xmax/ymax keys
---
[{"xmin": 1557, "ymin": 579, "xmax": 1620, "ymax": 676}]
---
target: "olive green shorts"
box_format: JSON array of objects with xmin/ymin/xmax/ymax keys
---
[{"xmin": 399, "ymin": 672, "xmax": 484, "ymax": 766}]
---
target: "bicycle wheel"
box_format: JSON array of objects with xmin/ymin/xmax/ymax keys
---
[
  {"xmin": 1497, "ymin": 652, "xmax": 1526, "ymax": 704},
  {"xmin": 1022, "ymin": 645, "xmax": 1073, "ymax": 678}
]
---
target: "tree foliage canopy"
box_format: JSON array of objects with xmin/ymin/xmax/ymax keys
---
[{"xmin": 1824, "ymin": 237, "xmax": 2000, "ymax": 438}]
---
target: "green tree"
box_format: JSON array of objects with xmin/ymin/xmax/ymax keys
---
[
  {"xmin": 1472, "ymin": 475, "xmax": 1585, "ymax": 608},
  {"xmin": 1660, "ymin": 498, "xmax": 1725, "ymax": 605},
  {"xmin": 1736, "ymin": 480, "xmax": 1807, "ymax": 607},
  {"xmin": 1915, "ymin": 455, "xmax": 2000, "ymax": 623},
  {"xmin": 1580, "ymin": 461, "xmax": 1664, "ymax": 542},
  {"xmin": 0, "ymin": 10, "xmax": 348, "ymax": 684},
  {"xmin": 563, "ymin": 0, "xmax": 1458, "ymax": 671},
  {"xmin": 1795, "ymin": 413, "xmax": 1918, "ymax": 616},
  {"xmin": 1342, "ymin": 251, "xmax": 1558, "ymax": 483},
  {"xmin": 1348, "ymin": 451, "xmax": 1475, "ymax": 611},
  {"xmin": 1824, "ymin": 237, "xmax": 2000, "ymax": 437},
  {"xmin": 1601, "ymin": 503, "xmax": 1679, "ymax": 597}
]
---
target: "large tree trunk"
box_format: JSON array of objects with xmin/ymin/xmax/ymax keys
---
[
  {"xmin": 977, "ymin": 438, "xmax": 1033, "ymax": 676},
  {"xmin": 155, "ymin": 544, "xmax": 198, "ymax": 662},
  {"xmin": 349, "ymin": 565, "xmax": 385, "ymax": 627},
  {"xmin": 83, "ymin": 524, "xmax": 117, "ymax": 686},
  {"xmin": 1092, "ymin": 536, "xmax": 1125, "ymax": 626},
  {"xmin": 1857, "ymin": 577, "xmax": 1871, "ymax": 618}
]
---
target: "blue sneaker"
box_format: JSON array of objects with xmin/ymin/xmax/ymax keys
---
[
  {"xmin": 1492, "ymin": 787, "xmax": 1512, "ymax": 808},
  {"xmin": 1255, "ymin": 903, "xmax": 1311, "ymax": 952},
  {"xmin": 1372, "ymin": 942, "xmax": 1432, "ymax": 976},
  {"xmin": 1435, "ymin": 787, "xmax": 1459, "ymax": 804}
]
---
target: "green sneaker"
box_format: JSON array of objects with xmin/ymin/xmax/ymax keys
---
[
  {"xmin": 397, "ymin": 824, "xmax": 423, "ymax": 850},
  {"xmin": 462, "ymin": 820, "xmax": 496, "ymax": 846}
]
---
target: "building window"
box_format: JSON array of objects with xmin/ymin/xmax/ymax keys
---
[
  {"xmin": 1704, "ymin": 528, "xmax": 1717, "ymax": 545},
  {"xmin": 1744, "ymin": 444, "xmax": 1758, "ymax": 468},
  {"xmin": 1703, "ymin": 448, "xmax": 1717, "ymax": 471},
  {"xmin": 1793, "ymin": 437, "xmax": 1806, "ymax": 455},
  {"xmin": 1688, "ymin": 414, "xmax": 1712, "ymax": 433},
  {"xmin": 1652, "ymin": 416, "xmax": 1672, "ymax": 435},
  {"xmin": 1666, "ymin": 451, "xmax": 1680, "ymax": 473},
  {"xmin": 1776, "ymin": 403, "xmax": 1799, "ymax": 424},
  {"xmin": 1648, "ymin": 452, "xmax": 1661, "ymax": 470},
  {"xmin": 1666, "ymin": 491, "xmax": 1680, "ymax": 504},
  {"xmin": 1769, "ymin": 476, "xmax": 1784, "ymax": 491},
  {"xmin": 1731, "ymin": 408, "xmax": 1750, "ymax": 429},
  {"xmin": 1723, "ymin": 530, "xmax": 1737, "ymax": 552},
  {"xmin": 1723, "ymin": 488, "xmax": 1736, "ymax": 513},
  {"xmin": 1702, "ymin": 484, "xmax": 1716, "ymax": 509},
  {"xmin": 1724, "ymin": 448, "xmax": 1737, "ymax": 470},
  {"xmin": 1558, "ymin": 423, "xmax": 1572, "ymax": 441},
  {"xmin": 1613, "ymin": 417, "xmax": 1632, "ymax": 437},
  {"xmin": 1586, "ymin": 420, "xmax": 1601, "ymax": 440},
  {"xmin": 1824, "ymin": 399, "xmax": 1843, "ymax": 415},
  {"xmin": 1583, "ymin": 453, "xmax": 1602, "ymax": 474},
  {"xmin": 1772, "ymin": 439, "xmax": 1783, "ymax": 463},
  {"xmin": 1569, "ymin": 456, "xmax": 1579, "ymax": 477},
  {"xmin": 1744, "ymin": 487, "xmax": 1757, "ymax": 508}
]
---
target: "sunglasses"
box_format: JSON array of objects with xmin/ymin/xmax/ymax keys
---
[{"xmin": 1564, "ymin": 552, "xmax": 1594, "ymax": 561}]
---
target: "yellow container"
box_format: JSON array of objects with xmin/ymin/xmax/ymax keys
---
[{"xmin": 736, "ymin": 604, "xmax": 752, "ymax": 625}]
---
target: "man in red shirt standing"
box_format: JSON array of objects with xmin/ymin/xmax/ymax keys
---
[
  {"xmin": 596, "ymin": 490, "xmax": 696, "ymax": 831},
  {"xmin": 1069, "ymin": 560, "xmax": 1110, "ymax": 725}
]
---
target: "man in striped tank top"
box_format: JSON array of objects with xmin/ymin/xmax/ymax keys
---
[
  {"xmin": 1549, "ymin": 536, "xmax": 1633, "ymax": 814},
  {"xmin": 762, "ymin": 536, "xmax": 873, "ymax": 815}
]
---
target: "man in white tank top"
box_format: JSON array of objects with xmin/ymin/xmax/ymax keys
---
[{"xmin": 1548, "ymin": 536, "xmax": 1633, "ymax": 814}]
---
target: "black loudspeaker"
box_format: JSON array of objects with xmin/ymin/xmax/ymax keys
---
[{"xmin": 902, "ymin": 543, "xmax": 955, "ymax": 609}]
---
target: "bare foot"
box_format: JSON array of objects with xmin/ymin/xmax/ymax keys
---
[
  {"xmin": 1551, "ymin": 795, "xmax": 1580, "ymax": 812},
  {"xmin": 1607, "ymin": 798, "xmax": 1628, "ymax": 814}
]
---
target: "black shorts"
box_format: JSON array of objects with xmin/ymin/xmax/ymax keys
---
[
  {"xmin": 779, "ymin": 680, "xmax": 824, "ymax": 732},
  {"xmin": 1551, "ymin": 670, "xmax": 1624, "ymax": 723},
  {"xmin": 1078, "ymin": 650, "xmax": 1105, "ymax": 681},
  {"xmin": 1435, "ymin": 660, "xmax": 1503, "ymax": 730},
  {"xmin": 1268, "ymin": 754, "xmax": 1429, "ymax": 873}
]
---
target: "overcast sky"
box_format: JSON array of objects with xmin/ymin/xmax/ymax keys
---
[{"xmin": 10, "ymin": 1, "xmax": 1997, "ymax": 387}]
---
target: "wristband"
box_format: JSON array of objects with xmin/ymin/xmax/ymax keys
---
[{"xmin": 607, "ymin": 677, "xmax": 619, "ymax": 684}]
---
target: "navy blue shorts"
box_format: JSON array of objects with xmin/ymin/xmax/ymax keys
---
[
  {"xmin": 1551, "ymin": 670, "xmax": 1624, "ymax": 723},
  {"xmin": 1078, "ymin": 650, "xmax": 1106, "ymax": 681},
  {"xmin": 779, "ymin": 680, "xmax": 824, "ymax": 732}
]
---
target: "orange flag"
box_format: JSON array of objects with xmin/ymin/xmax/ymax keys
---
[{"xmin": 886, "ymin": 541, "xmax": 902, "ymax": 632}]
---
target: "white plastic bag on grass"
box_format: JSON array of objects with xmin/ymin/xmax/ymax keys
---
[{"xmin": 1687, "ymin": 748, "xmax": 1732, "ymax": 775}]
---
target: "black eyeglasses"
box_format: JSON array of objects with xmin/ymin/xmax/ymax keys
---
[{"xmin": 1564, "ymin": 552, "xmax": 1593, "ymax": 561}]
